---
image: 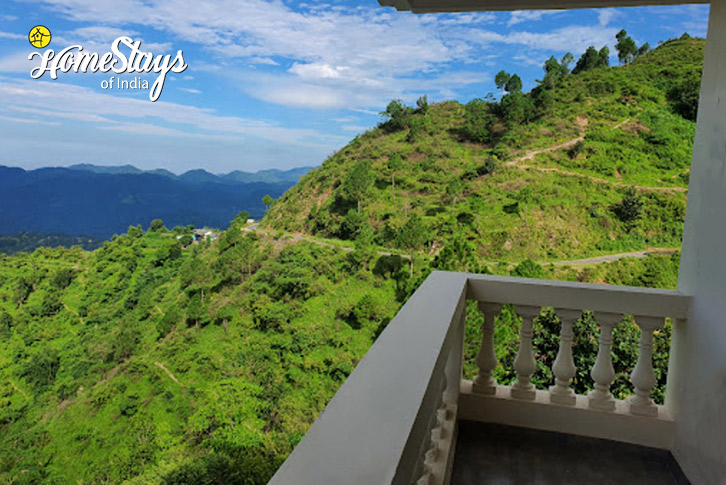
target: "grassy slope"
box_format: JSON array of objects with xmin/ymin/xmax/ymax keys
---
[{"xmin": 265, "ymin": 38, "xmax": 701, "ymax": 263}]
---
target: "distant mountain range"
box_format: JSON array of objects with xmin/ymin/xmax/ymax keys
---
[
  {"xmin": 0, "ymin": 164, "xmax": 314, "ymax": 238},
  {"xmin": 66, "ymin": 164, "xmax": 313, "ymax": 185}
]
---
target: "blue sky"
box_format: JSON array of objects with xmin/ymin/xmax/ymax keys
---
[{"xmin": 0, "ymin": 1, "xmax": 709, "ymax": 174}]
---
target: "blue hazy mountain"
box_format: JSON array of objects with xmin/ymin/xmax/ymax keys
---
[{"xmin": 0, "ymin": 164, "xmax": 314, "ymax": 238}]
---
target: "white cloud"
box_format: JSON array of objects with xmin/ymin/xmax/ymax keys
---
[
  {"xmin": 507, "ymin": 10, "xmax": 560, "ymax": 27},
  {"xmin": 249, "ymin": 57, "xmax": 279, "ymax": 66},
  {"xmin": 462, "ymin": 24, "xmax": 617, "ymax": 54},
  {"xmin": 2, "ymin": 15, "xmax": 19, "ymax": 21},
  {"xmin": 289, "ymin": 62, "xmax": 348, "ymax": 80},
  {"xmin": 0, "ymin": 50, "xmax": 35, "ymax": 73},
  {"xmin": 179, "ymin": 87, "xmax": 201, "ymax": 94},
  {"xmin": 0, "ymin": 114, "xmax": 61, "ymax": 126},
  {"xmin": 0, "ymin": 30, "xmax": 24, "ymax": 39},
  {"xmin": 0, "ymin": 76, "xmax": 343, "ymax": 146},
  {"xmin": 439, "ymin": 12, "xmax": 496, "ymax": 25},
  {"xmin": 596, "ymin": 8, "xmax": 621, "ymax": 27},
  {"xmin": 341, "ymin": 124, "xmax": 368, "ymax": 132}
]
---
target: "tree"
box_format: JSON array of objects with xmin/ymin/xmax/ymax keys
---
[
  {"xmin": 351, "ymin": 223, "xmax": 376, "ymax": 272},
  {"xmin": 597, "ymin": 46, "xmax": 610, "ymax": 67},
  {"xmin": 515, "ymin": 187, "xmax": 534, "ymax": 225},
  {"xmin": 561, "ymin": 52, "xmax": 574, "ymax": 74},
  {"xmin": 494, "ymin": 70, "xmax": 511, "ymax": 98},
  {"xmin": 505, "ymin": 74, "xmax": 522, "ymax": 93},
  {"xmin": 432, "ymin": 235, "xmax": 480, "ymax": 272},
  {"xmin": 0, "ymin": 311, "xmax": 12, "ymax": 335},
  {"xmin": 669, "ymin": 70, "xmax": 701, "ymax": 121},
  {"xmin": 262, "ymin": 195, "xmax": 274, "ymax": 212},
  {"xmin": 150, "ymin": 219, "xmax": 165, "ymax": 232},
  {"xmin": 469, "ymin": 195, "xmax": 486, "ymax": 234},
  {"xmin": 542, "ymin": 54, "xmax": 571, "ymax": 114},
  {"xmin": 636, "ymin": 43, "xmax": 651, "ymax": 57},
  {"xmin": 499, "ymin": 91, "xmax": 534, "ymax": 125},
  {"xmin": 397, "ymin": 214, "xmax": 427, "ymax": 277},
  {"xmin": 446, "ymin": 179, "xmax": 464, "ymax": 215},
  {"xmin": 380, "ymin": 99, "xmax": 411, "ymax": 132},
  {"xmin": 343, "ymin": 161, "xmax": 374, "ymax": 214},
  {"xmin": 231, "ymin": 210, "xmax": 251, "ymax": 227},
  {"xmin": 463, "ymin": 98, "xmax": 496, "ymax": 143},
  {"xmin": 573, "ymin": 46, "xmax": 600, "ymax": 74},
  {"xmin": 612, "ymin": 188, "xmax": 643, "ymax": 231},
  {"xmin": 615, "ymin": 29, "xmax": 638, "ymax": 65},
  {"xmin": 512, "ymin": 259, "xmax": 545, "ymax": 279},
  {"xmin": 388, "ymin": 153, "xmax": 403, "ymax": 202},
  {"xmin": 186, "ymin": 292, "xmax": 205, "ymax": 327},
  {"xmin": 180, "ymin": 256, "xmax": 214, "ymax": 302},
  {"xmin": 416, "ymin": 95, "xmax": 429, "ymax": 114},
  {"xmin": 12, "ymin": 277, "xmax": 33, "ymax": 308}
]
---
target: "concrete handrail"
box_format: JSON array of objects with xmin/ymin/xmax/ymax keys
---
[{"xmin": 268, "ymin": 271, "xmax": 468, "ymax": 485}]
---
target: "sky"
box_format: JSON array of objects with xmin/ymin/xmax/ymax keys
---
[{"xmin": 0, "ymin": 0, "xmax": 710, "ymax": 174}]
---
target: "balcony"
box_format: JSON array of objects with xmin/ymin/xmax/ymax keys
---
[{"xmin": 269, "ymin": 271, "xmax": 692, "ymax": 484}]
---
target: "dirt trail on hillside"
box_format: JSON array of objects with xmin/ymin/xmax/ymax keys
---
[
  {"xmin": 504, "ymin": 115, "xmax": 687, "ymax": 193},
  {"xmin": 245, "ymin": 225, "xmax": 678, "ymax": 268},
  {"xmin": 154, "ymin": 362, "xmax": 181, "ymax": 385},
  {"xmin": 504, "ymin": 115, "xmax": 589, "ymax": 167},
  {"xmin": 550, "ymin": 248, "xmax": 680, "ymax": 266},
  {"xmin": 504, "ymin": 136, "xmax": 586, "ymax": 167},
  {"xmin": 244, "ymin": 224, "xmax": 410, "ymax": 259},
  {"xmin": 516, "ymin": 164, "xmax": 687, "ymax": 193}
]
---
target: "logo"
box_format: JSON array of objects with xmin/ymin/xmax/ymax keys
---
[
  {"xmin": 28, "ymin": 34, "xmax": 188, "ymax": 102},
  {"xmin": 29, "ymin": 25, "xmax": 51, "ymax": 48}
]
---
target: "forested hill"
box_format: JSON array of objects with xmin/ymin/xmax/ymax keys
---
[{"xmin": 264, "ymin": 35, "xmax": 702, "ymax": 263}]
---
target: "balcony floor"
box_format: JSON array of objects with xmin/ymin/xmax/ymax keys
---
[{"xmin": 451, "ymin": 421, "xmax": 690, "ymax": 485}]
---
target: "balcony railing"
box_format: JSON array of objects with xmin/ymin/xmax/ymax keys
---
[{"xmin": 268, "ymin": 271, "xmax": 691, "ymax": 485}]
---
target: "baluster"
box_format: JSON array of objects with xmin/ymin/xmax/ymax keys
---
[
  {"xmin": 511, "ymin": 305, "xmax": 540, "ymax": 400},
  {"xmin": 588, "ymin": 312, "xmax": 621, "ymax": 411},
  {"xmin": 628, "ymin": 316, "xmax": 664, "ymax": 417},
  {"xmin": 472, "ymin": 303, "xmax": 501, "ymax": 395},
  {"xmin": 549, "ymin": 309, "xmax": 581, "ymax": 405}
]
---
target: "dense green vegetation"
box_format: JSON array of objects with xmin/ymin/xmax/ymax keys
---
[
  {"xmin": 0, "ymin": 221, "xmax": 405, "ymax": 483},
  {"xmin": 0, "ymin": 34, "xmax": 700, "ymax": 484}
]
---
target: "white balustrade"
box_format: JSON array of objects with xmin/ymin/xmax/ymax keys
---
[
  {"xmin": 549, "ymin": 309, "xmax": 581, "ymax": 405},
  {"xmin": 511, "ymin": 305, "xmax": 540, "ymax": 400},
  {"xmin": 588, "ymin": 312, "xmax": 621, "ymax": 411},
  {"xmin": 472, "ymin": 302, "xmax": 501, "ymax": 395},
  {"xmin": 270, "ymin": 273, "xmax": 690, "ymax": 485},
  {"xmin": 628, "ymin": 316, "xmax": 664, "ymax": 417}
]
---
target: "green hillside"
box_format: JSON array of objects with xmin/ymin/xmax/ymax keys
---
[
  {"xmin": 264, "ymin": 36, "xmax": 701, "ymax": 263},
  {"xmin": 0, "ymin": 225, "xmax": 402, "ymax": 484},
  {"xmin": 0, "ymin": 35, "xmax": 701, "ymax": 484}
]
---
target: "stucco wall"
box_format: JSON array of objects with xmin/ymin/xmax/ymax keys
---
[{"xmin": 675, "ymin": 1, "xmax": 726, "ymax": 483}]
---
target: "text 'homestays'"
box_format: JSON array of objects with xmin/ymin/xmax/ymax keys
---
[{"xmin": 28, "ymin": 36, "xmax": 188, "ymax": 102}]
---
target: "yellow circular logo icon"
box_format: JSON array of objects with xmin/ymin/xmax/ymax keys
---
[{"xmin": 28, "ymin": 25, "xmax": 51, "ymax": 48}]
